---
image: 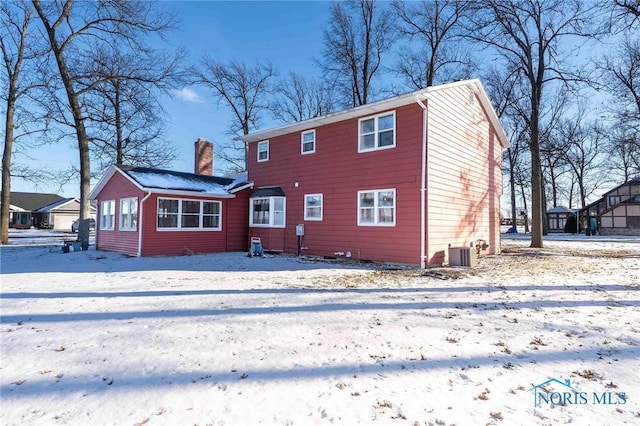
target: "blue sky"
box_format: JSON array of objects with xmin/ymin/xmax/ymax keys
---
[{"xmin": 13, "ymin": 1, "xmax": 334, "ymax": 197}]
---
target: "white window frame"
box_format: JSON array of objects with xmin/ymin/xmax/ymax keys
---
[
  {"xmin": 358, "ymin": 111, "xmax": 396, "ymax": 153},
  {"xmin": 100, "ymin": 200, "xmax": 115, "ymax": 230},
  {"xmin": 156, "ymin": 198, "xmax": 222, "ymax": 231},
  {"xmin": 304, "ymin": 193, "xmax": 323, "ymax": 221},
  {"xmin": 301, "ymin": 129, "xmax": 316, "ymax": 154},
  {"xmin": 257, "ymin": 140, "xmax": 269, "ymax": 162},
  {"xmin": 357, "ymin": 188, "xmax": 396, "ymax": 227},
  {"xmin": 119, "ymin": 197, "xmax": 138, "ymax": 231},
  {"xmin": 250, "ymin": 196, "xmax": 286, "ymax": 228}
]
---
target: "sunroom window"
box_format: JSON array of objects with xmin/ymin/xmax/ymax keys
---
[{"xmin": 157, "ymin": 198, "xmax": 221, "ymax": 231}]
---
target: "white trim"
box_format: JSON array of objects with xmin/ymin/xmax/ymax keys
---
[
  {"xmin": 156, "ymin": 197, "xmax": 222, "ymax": 231},
  {"xmin": 358, "ymin": 111, "xmax": 396, "ymax": 153},
  {"xmin": 238, "ymin": 79, "xmax": 510, "ymax": 149},
  {"xmin": 257, "ymin": 140, "xmax": 269, "ymax": 162},
  {"xmin": 301, "ymin": 129, "xmax": 316, "ymax": 154},
  {"xmin": 415, "ymin": 94, "xmax": 428, "ymax": 268},
  {"xmin": 143, "ymin": 188, "xmax": 235, "ymax": 199},
  {"xmin": 228, "ymin": 182, "xmax": 254, "ymax": 194},
  {"xmin": 304, "ymin": 193, "xmax": 323, "ymax": 221},
  {"xmin": 357, "ymin": 188, "xmax": 396, "ymax": 227},
  {"xmin": 137, "ymin": 191, "xmax": 152, "ymax": 257}
]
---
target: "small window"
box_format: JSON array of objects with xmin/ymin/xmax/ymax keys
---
[
  {"xmin": 304, "ymin": 194, "xmax": 323, "ymax": 221},
  {"xmin": 608, "ymin": 195, "xmax": 621, "ymax": 208},
  {"xmin": 358, "ymin": 111, "xmax": 395, "ymax": 152},
  {"xmin": 119, "ymin": 198, "xmax": 138, "ymax": 231},
  {"xmin": 250, "ymin": 196, "xmax": 286, "ymax": 228},
  {"xmin": 257, "ymin": 140, "xmax": 269, "ymax": 162},
  {"xmin": 100, "ymin": 200, "xmax": 115, "ymax": 230},
  {"xmin": 358, "ymin": 189, "xmax": 396, "ymax": 226},
  {"xmin": 301, "ymin": 130, "xmax": 316, "ymax": 154}
]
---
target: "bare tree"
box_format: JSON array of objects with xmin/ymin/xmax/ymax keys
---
[
  {"xmin": 32, "ymin": 0, "xmax": 175, "ymax": 247},
  {"xmin": 320, "ymin": 0, "xmax": 395, "ymax": 107},
  {"xmin": 83, "ymin": 44, "xmax": 185, "ymax": 173},
  {"xmin": 392, "ymin": 0, "xmax": 474, "ymax": 89},
  {"xmin": 192, "ymin": 58, "xmax": 275, "ymax": 173},
  {"xmin": 1, "ymin": 0, "xmax": 50, "ymax": 244},
  {"xmin": 269, "ymin": 71, "xmax": 335, "ymax": 124},
  {"xmin": 554, "ymin": 111, "xmax": 608, "ymax": 208},
  {"xmin": 467, "ymin": 0, "xmax": 604, "ymax": 248}
]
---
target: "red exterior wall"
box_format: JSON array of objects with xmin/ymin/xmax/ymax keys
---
[
  {"xmin": 248, "ymin": 104, "xmax": 425, "ymax": 264},
  {"xmin": 94, "ymin": 170, "xmax": 250, "ymax": 257},
  {"xmin": 95, "ymin": 172, "xmax": 144, "ymax": 257},
  {"xmin": 248, "ymin": 92, "xmax": 505, "ymax": 266}
]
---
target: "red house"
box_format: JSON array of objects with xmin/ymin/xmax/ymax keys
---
[
  {"xmin": 239, "ymin": 79, "xmax": 509, "ymax": 267},
  {"xmin": 89, "ymin": 139, "xmax": 253, "ymax": 257},
  {"xmin": 91, "ymin": 79, "xmax": 509, "ymax": 266}
]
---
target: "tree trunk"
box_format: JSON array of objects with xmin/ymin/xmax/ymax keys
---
[
  {"xmin": 508, "ymin": 148, "xmax": 518, "ymax": 232},
  {"xmin": 1, "ymin": 95, "xmax": 14, "ymax": 245},
  {"xmin": 34, "ymin": 2, "xmax": 92, "ymax": 247}
]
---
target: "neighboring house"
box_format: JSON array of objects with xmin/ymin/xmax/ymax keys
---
[
  {"xmin": 4, "ymin": 192, "xmax": 95, "ymax": 230},
  {"xmin": 238, "ymin": 79, "xmax": 510, "ymax": 267},
  {"xmin": 546, "ymin": 206, "xmax": 576, "ymax": 233},
  {"xmin": 582, "ymin": 177, "xmax": 640, "ymax": 236},
  {"xmin": 89, "ymin": 139, "xmax": 253, "ymax": 257}
]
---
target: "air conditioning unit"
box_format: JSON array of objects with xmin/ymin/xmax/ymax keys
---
[{"xmin": 448, "ymin": 244, "xmax": 478, "ymax": 267}]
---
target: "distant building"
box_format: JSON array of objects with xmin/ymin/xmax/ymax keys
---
[
  {"xmin": 581, "ymin": 177, "xmax": 640, "ymax": 236},
  {"xmin": 4, "ymin": 192, "xmax": 95, "ymax": 230}
]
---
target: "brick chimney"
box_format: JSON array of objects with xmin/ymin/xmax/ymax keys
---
[{"xmin": 194, "ymin": 138, "xmax": 213, "ymax": 176}]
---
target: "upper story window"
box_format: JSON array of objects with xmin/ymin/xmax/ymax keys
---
[
  {"xmin": 257, "ymin": 140, "xmax": 269, "ymax": 162},
  {"xmin": 304, "ymin": 194, "xmax": 323, "ymax": 221},
  {"xmin": 301, "ymin": 130, "xmax": 316, "ymax": 154},
  {"xmin": 119, "ymin": 198, "xmax": 138, "ymax": 231},
  {"xmin": 358, "ymin": 189, "xmax": 396, "ymax": 226},
  {"xmin": 157, "ymin": 198, "xmax": 221, "ymax": 231},
  {"xmin": 250, "ymin": 196, "xmax": 286, "ymax": 227},
  {"xmin": 100, "ymin": 200, "xmax": 115, "ymax": 230},
  {"xmin": 608, "ymin": 195, "xmax": 621, "ymax": 208},
  {"xmin": 358, "ymin": 111, "xmax": 395, "ymax": 153}
]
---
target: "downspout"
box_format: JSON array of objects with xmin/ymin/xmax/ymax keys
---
[
  {"xmin": 137, "ymin": 191, "xmax": 152, "ymax": 257},
  {"xmin": 415, "ymin": 94, "xmax": 428, "ymax": 268}
]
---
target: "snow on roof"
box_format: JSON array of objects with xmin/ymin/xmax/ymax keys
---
[
  {"xmin": 124, "ymin": 167, "xmax": 249, "ymax": 195},
  {"xmin": 546, "ymin": 206, "xmax": 575, "ymax": 214}
]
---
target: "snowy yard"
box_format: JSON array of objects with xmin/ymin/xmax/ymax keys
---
[{"xmin": 1, "ymin": 236, "xmax": 639, "ymax": 425}]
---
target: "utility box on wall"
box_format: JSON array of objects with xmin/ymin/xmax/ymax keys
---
[{"xmin": 448, "ymin": 244, "xmax": 478, "ymax": 267}]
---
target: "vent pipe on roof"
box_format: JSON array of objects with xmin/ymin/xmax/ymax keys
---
[{"xmin": 194, "ymin": 138, "xmax": 214, "ymax": 176}]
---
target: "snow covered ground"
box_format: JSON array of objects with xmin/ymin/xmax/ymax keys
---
[{"xmin": 1, "ymin": 236, "xmax": 639, "ymax": 425}]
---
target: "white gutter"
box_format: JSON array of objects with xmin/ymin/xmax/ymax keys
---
[
  {"xmin": 137, "ymin": 191, "xmax": 152, "ymax": 257},
  {"xmin": 415, "ymin": 94, "xmax": 428, "ymax": 269}
]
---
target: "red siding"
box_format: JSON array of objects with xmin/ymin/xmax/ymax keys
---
[
  {"xmin": 248, "ymin": 104, "xmax": 424, "ymax": 264},
  {"xmin": 94, "ymin": 169, "xmax": 251, "ymax": 257},
  {"xmin": 95, "ymin": 172, "xmax": 144, "ymax": 257}
]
